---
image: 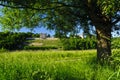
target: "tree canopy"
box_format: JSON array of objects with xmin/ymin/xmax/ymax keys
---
[{"xmin": 0, "ymin": 0, "xmax": 120, "ymax": 32}]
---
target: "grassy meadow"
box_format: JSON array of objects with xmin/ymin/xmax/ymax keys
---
[
  {"xmin": 24, "ymin": 38, "xmax": 63, "ymax": 50},
  {"xmin": 0, "ymin": 49, "xmax": 120, "ymax": 80},
  {"xmin": 27, "ymin": 38, "xmax": 62, "ymax": 47}
]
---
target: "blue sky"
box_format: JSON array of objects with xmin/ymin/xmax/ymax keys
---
[
  {"xmin": 18, "ymin": 27, "xmax": 55, "ymax": 36},
  {"xmin": 19, "ymin": 27, "xmax": 120, "ymax": 37}
]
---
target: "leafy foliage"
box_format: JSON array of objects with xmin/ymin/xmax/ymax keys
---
[
  {"xmin": 97, "ymin": 0, "xmax": 120, "ymax": 16},
  {"xmin": 61, "ymin": 37, "xmax": 96, "ymax": 50},
  {"xmin": 0, "ymin": 0, "xmax": 119, "ymax": 32},
  {"xmin": 112, "ymin": 37, "xmax": 120, "ymax": 49},
  {"xmin": 0, "ymin": 32, "xmax": 32, "ymax": 50},
  {"xmin": 0, "ymin": 8, "xmax": 40, "ymax": 31},
  {"xmin": 61, "ymin": 37, "xmax": 120, "ymax": 50}
]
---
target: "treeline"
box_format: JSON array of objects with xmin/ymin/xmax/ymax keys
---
[
  {"xmin": 0, "ymin": 31, "xmax": 120, "ymax": 50},
  {"xmin": 61, "ymin": 37, "xmax": 120, "ymax": 50},
  {"xmin": 61, "ymin": 37, "xmax": 96, "ymax": 50},
  {"xmin": 0, "ymin": 32, "xmax": 39, "ymax": 50}
]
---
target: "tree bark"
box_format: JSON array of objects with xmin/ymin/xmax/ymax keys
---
[
  {"xmin": 95, "ymin": 24, "xmax": 112, "ymax": 62},
  {"xmin": 86, "ymin": 0, "xmax": 112, "ymax": 62}
]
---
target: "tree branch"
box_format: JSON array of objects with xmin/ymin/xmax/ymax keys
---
[
  {"xmin": 0, "ymin": 3, "xmax": 64, "ymax": 11},
  {"xmin": 0, "ymin": 1, "xmax": 82, "ymax": 11}
]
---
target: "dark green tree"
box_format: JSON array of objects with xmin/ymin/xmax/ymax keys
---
[{"xmin": 0, "ymin": 0, "xmax": 120, "ymax": 61}]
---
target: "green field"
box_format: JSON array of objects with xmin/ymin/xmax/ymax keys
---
[
  {"xmin": 25, "ymin": 38, "xmax": 63, "ymax": 50},
  {"xmin": 27, "ymin": 38, "xmax": 62, "ymax": 47},
  {"xmin": 0, "ymin": 49, "xmax": 120, "ymax": 80}
]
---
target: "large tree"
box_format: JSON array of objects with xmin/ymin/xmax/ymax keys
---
[{"xmin": 0, "ymin": 0, "xmax": 120, "ymax": 61}]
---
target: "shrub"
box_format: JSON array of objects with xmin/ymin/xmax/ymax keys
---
[
  {"xmin": 62, "ymin": 37, "xmax": 120, "ymax": 50},
  {"xmin": 61, "ymin": 37, "xmax": 97, "ymax": 50},
  {"xmin": 111, "ymin": 37, "xmax": 120, "ymax": 49},
  {"xmin": 24, "ymin": 46, "xmax": 58, "ymax": 50},
  {"xmin": 0, "ymin": 32, "xmax": 29, "ymax": 50}
]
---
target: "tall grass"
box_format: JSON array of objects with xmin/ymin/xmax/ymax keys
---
[{"xmin": 0, "ymin": 50, "xmax": 120, "ymax": 80}]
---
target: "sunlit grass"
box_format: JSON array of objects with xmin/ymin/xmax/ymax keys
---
[
  {"xmin": 0, "ymin": 49, "xmax": 119, "ymax": 80},
  {"xmin": 27, "ymin": 39, "xmax": 62, "ymax": 47}
]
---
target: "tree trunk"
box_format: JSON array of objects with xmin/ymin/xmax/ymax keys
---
[
  {"xmin": 86, "ymin": 0, "xmax": 112, "ymax": 62},
  {"xmin": 95, "ymin": 24, "xmax": 112, "ymax": 62}
]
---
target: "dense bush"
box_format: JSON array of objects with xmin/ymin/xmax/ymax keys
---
[
  {"xmin": 61, "ymin": 37, "xmax": 120, "ymax": 50},
  {"xmin": 0, "ymin": 32, "xmax": 33, "ymax": 50},
  {"xmin": 24, "ymin": 46, "xmax": 58, "ymax": 50},
  {"xmin": 61, "ymin": 37, "xmax": 97, "ymax": 50},
  {"xmin": 111, "ymin": 37, "xmax": 120, "ymax": 49}
]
